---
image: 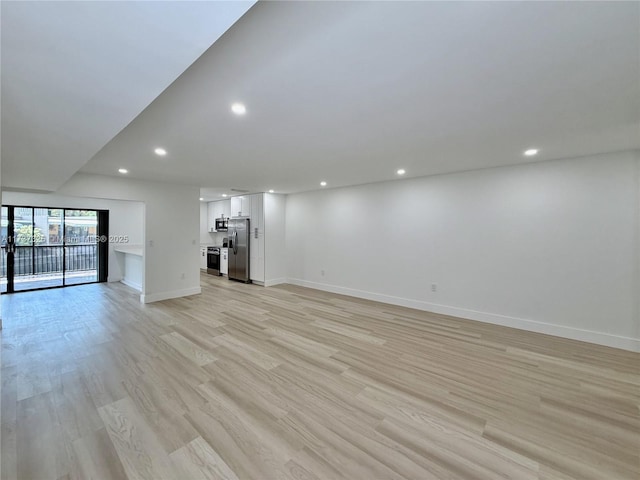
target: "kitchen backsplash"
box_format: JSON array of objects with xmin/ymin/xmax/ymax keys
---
[{"xmin": 210, "ymin": 231, "xmax": 226, "ymax": 243}]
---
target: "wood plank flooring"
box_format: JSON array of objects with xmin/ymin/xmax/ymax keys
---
[{"xmin": 1, "ymin": 274, "xmax": 638, "ymax": 479}]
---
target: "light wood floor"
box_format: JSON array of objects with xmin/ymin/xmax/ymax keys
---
[{"xmin": 1, "ymin": 274, "xmax": 638, "ymax": 480}]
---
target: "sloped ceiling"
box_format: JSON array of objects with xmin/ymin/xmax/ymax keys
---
[
  {"xmin": 1, "ymin": 0, "xmax": 255, "ymax": 191},
  {"xmin": 82, "ymin": 1, "xmax": 640, "ymax": 195},
  {"xmin": 2, "ymin": 2, "xmax": 639, "ymax": 196}
]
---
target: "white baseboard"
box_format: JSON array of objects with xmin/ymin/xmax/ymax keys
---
[
  {"xmin": 265, "ymin": 277, "xmax": 288, "ymax": 287},
  {"xmin": 140, "ymin": 286, "xmax": 202, "ymax": 304},
  {"xmin": 286, "ymin": 278, "xmax": 640, "ymax": 352},
  {"xmin": 120, "ymin": 278, "xmax": 142, "ymax": 292}
]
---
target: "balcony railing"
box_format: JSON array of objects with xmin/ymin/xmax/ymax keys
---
[{"xmin": 0, "ymin": 244, "xmax": 97, "ymax": 277}]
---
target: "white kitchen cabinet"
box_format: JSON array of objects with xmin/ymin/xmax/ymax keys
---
[
  {"xmin": 248, "ymin": 193, "xmax": 265, "ymax": 283},
  {"xmin": 230, "ymin": 196, "xmax": 239, "ymax": 217},
  {"xmin": 212, "ymin": 199, "xmax": 230, "ymax": 219},
  {"xmin": 207, "ymin": 199, "xmax": 231, "ymax": 231},
  {"xmin": 250, "ymin": 245, "xmax": 264, "ymax": 282},
  {"xmin": 250, "ymin": 193, "xmax": 264, "ymax": 233},
  {"xmin": 221, "ymin": 199, "xmax": 231, "ymax": 219},
  {"xmin": 207, "ymin": 202, "xmax": 216, "ymax": 232},
  {"xmin": 199, "ymin": 247, "xmax": 207, "ymax": 270},
  {"xmin": 230, "ymin": 196, "xmax": 249, "ymax": 217},
  {"xmin": 221, "ymin": 248, "xmax": 228, "ymax": 275}
]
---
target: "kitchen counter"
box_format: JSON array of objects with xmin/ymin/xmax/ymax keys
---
[{"xmin": 114, "ymin": 245, "xmax": 143, "ymax": 256}]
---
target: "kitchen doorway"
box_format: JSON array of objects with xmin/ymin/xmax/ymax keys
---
[{"xmin": 1, "ymin": 206, "xmax": 109, "ymax": 293}]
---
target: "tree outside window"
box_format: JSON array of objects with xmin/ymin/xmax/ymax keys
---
[{"xmin": 15, "ymin": 225, "xmax": 46, "ymax": 246}]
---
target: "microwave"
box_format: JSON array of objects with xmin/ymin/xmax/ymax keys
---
[{"xmin": 215, "ymin": 217, "xmax": 228, "ymax": 231}]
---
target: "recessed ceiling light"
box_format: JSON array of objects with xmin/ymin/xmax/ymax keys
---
[
  {"xmin": 268, "ymin": 189, "xmax": 274, "ymax": 193},
  {"xmin": 320, "ymin": 181, "xmax": 327, "ymax": 187},
  {"xmin": 222, "ymin": 194, "xmax": 228, "ymax": 197},
  {"xmin": 231, "ymin": 103, "xmax": 246, "ymax": 115},
  {"xmin": 199, "ymin": 197, "xmax": 204, "ymax": 201},
  {"xmin": 524, "ymin": 149, "xmax": 538, "ymax": 156},
  {"xmin": 118, "ymin": 168, "xmax": 128, "ymax": 174},
  {"xmin": 397, "ymin": 169, "xmax": 406, "ymax": 175},
  {"xmin": 154, "ymin": 147, "xmax": 167, "ymax": 156}
]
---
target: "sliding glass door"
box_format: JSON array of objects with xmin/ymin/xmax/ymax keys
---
[
  {"xmin": 1, "ymin": 206, "xmax": 9, "ymax": 293},
  {"xmin": 14, "ymin": 206, "xmax": 53, "ymax": 291},
  {"xmin": 1, "ymin": 205, "xmax": 108, "ymax": 293},
  {"xmin": 32, "ymin": 208, "xmax": 65, "ymax": 289},
  {"xmin": 64, "ymin": 209, "xmax": 98, "ymax": 285}
]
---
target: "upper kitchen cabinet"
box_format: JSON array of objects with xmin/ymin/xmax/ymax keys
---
[
  {"xmin": 249, "ymin": 193, "xmax": 264, "ymax": 234},
  {"xmin": 220, "ymin": 199, "xmax": 231, "ymax": 219},
  {"xmin": 207, "ymin": 202, "xmax": 216, "ymax": 232},
  {"xmin": 207, "ymin": 199, "xmax": 231, "ymax": 232},
  {"xmin": 230, "ymin": 195, "xmax": 250, "ymax": 217}
]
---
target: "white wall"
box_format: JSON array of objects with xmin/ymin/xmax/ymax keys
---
[
  {"xmin": 0, "ymin": 151, "xmax": 2, "ymax": 329},
  {"xmin": 56, "ymin": 173, "xmax": 201, "ymax": 303},
  {"xmin": 636, "ymin": 155, "xmax": 640, "ymax": 343},
  {"xmin": 199, "ymin": 202, "xmax": 210, "ymax": 244},
  {"xmin": 286, "ymin": 150, "xmax": 640, "ymax": 351},
  {"xmin": 2, "ymin": 191, "xmax": 144, "ymax": 283},
  {"xmin": 264, "ymin": 193, "xmax": 287, "ymax": 286}
]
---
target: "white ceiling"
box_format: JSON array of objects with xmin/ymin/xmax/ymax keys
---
[
  {"xmin": 4, "ymin": 2, "xmax": 639, "ymax": 196},
  {"xmin": 1, "ymin": 0, "xmax": 255, "ymax": 192}
]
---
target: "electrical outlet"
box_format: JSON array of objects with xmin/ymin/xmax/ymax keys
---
[
  {"xmin": 431, "ymin": 283, "xmax": 437, "ymax": 292},
  {"xmin": 321, "ymin": 269, "xmax": 325, "ymax": 276},
  {"xmin": 181, "ymin": 273, "xmax": 185, "ymax": 280}
]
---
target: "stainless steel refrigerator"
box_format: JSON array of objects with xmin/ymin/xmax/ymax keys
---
[{"xmin": 228, "ymin": 217, "xmax": 250, "ymax": 283}]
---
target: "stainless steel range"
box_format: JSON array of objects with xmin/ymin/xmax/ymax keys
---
[{"xmin": 206, "ymin": 246, "xmax": 221, "ymax": 276}]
